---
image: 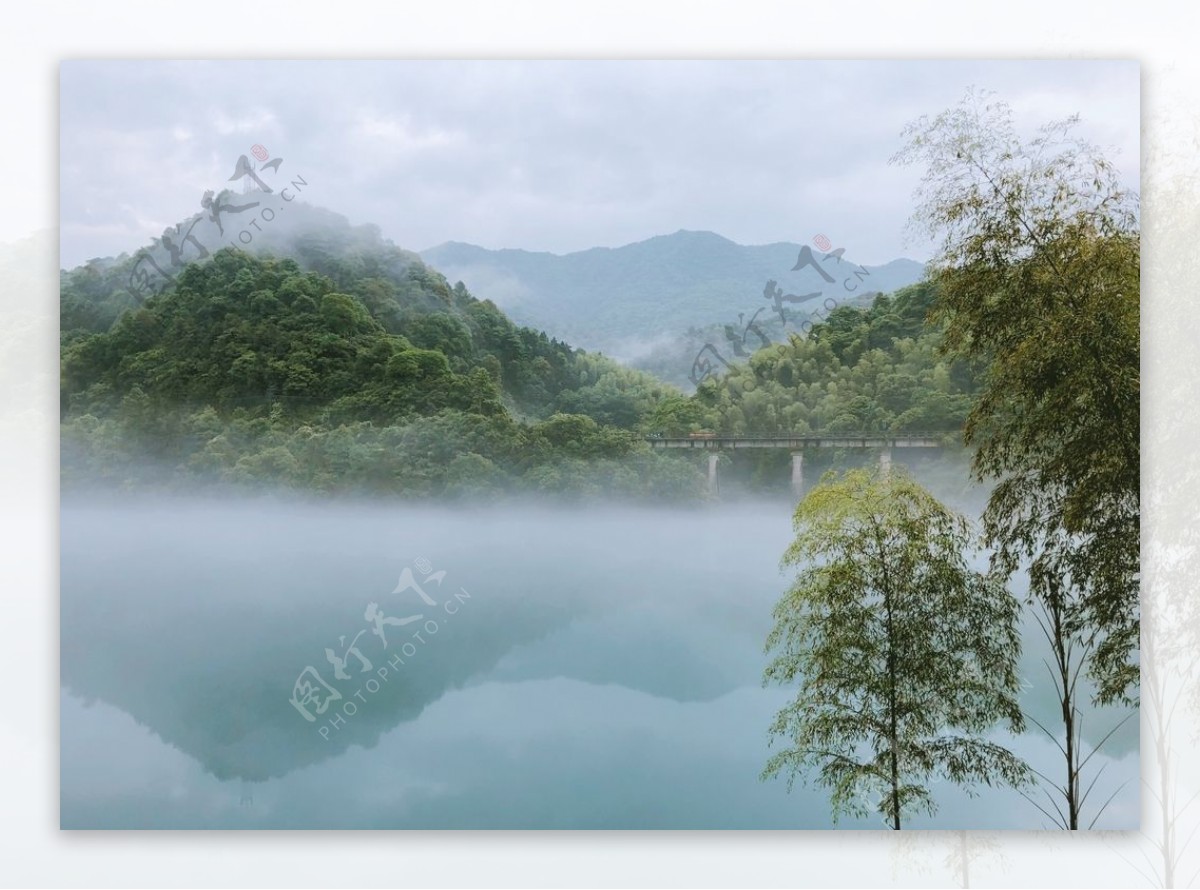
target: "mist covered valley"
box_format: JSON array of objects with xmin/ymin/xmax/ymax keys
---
[{"xmin": 58, "ymin": 161, "xmax": 1138, "ymax": 829}]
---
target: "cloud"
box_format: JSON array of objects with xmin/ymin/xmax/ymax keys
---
[
  {"xmin": 354, "ymin": 111, "xmax": 462, "ymax": 153},
  {"xmin": 59, "ymin": 60, "xmax": 1140, "ymax": 269}
]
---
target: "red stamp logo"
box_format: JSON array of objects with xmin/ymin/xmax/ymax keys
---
[
  {"xmin": 813, "ymin": 234, "xmax": 832, "ymax": 252},
  {"xmin": 251, "ymin": 144, "xmax": 270, "ymax": 162}
]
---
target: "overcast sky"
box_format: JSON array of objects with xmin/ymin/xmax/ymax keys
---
[{"xmin": 59, "ymin": 60, "xmax": 1139, "ymax": 269}]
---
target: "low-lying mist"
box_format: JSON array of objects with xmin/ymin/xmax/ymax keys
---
[{"xmin": 60, "ymin": 453, "xmax": 1137, "ymax": 828}]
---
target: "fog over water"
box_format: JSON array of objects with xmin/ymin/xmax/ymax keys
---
[{"xmin": 60, "ymin": 481, "xmax": 1137, "ymax": 829}]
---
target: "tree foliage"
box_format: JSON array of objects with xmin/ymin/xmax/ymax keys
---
[
  {"xmin": 690, "ymin": 282, "xmax": 980, "ymax": 440},
  {"xmin": 763, "ymin": 468, "xmax": 1028, "ymax": 828},
  {"xmin": 60, "ymin": 247, "xmax": 704, "ymax": 500},
  {"xmin": 893, "ymin": 89, "xmax": 1140, "ymax": 707}
]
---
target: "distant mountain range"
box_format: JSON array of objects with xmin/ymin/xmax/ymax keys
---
[
  {"xmin": 61, "ymin": 197, "xmax": 928, "ymax": 393},
  {"xmin": 420, "ymin": 231, "xmax": 927, "ymax": 363}
]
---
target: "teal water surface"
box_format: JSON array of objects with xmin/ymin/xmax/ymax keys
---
[{"xmin": 59, "ymin": 496, "xmax": 1137, "ymax": 829}]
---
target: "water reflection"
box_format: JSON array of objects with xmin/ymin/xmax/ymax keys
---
[{"xmin": 60, "ymin": 495, "xmax": 1137, "ymax": 829}]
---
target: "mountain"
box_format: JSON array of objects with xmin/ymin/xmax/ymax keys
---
[
  {"xmin": 59, "ymin": 195, "xmax": 708, "ymax": 500},
  {"xmin": 419, "ymin": 231, "xmax": 927, "ymax": 368},
  {"xmin": 59, "ymin": 195, "xmax": 954, "ymax": 499}
]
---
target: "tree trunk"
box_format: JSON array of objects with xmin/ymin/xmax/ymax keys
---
[
  {"xmin": 884, "ymin": 568, "xmax": 902, "ymax": 830},
  {"xmin": 1050, "ymin": 597, "xmax": 1080, "ymax": 830},
  {"xmin": 890, "ymin": 742, "xmax": 901, "ymax": 831}
]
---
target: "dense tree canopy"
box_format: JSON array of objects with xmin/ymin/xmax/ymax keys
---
[
  {"xmin": 894, "ymin": 90, "xmax": 1140, "ymax": 708},
  {"xmin": 61, "ymin": 245, "xmax": 703, "ymax": 500},
  {"xmin": 683, "ymin": 281, "xmax": 979, "ymax": 440},
  {"xmin": 763, "ymin": 468, "xmax": 1028, "ymax": 828},
  {"xmin": 893, "ymin": 90, "xmax": 1140, "ymax": 829},
  {"xmin": 62, "ymin": 204, "xmax": 992, "ymax": 502}
]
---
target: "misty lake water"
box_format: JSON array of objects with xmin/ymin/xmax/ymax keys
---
[{"xmin": 60, "ymin": 494, "xmax": 1138, "ymax": 829}]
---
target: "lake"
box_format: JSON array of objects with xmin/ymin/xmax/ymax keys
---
[{"xmin": 60, "ymin": 494, "xmax": 1138, "ymax": 829}]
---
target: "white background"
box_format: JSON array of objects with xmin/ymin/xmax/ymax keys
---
[{"xmin": 1, "ymin": 1, "xmax": 1196, "ymax": 887}]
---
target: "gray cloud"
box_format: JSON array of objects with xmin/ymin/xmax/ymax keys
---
[{"xmin": 59, "ymin": 60, "xmax": 1139, "ymax": 269}]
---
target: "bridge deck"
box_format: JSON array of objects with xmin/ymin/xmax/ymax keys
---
[{"xmin": 645, "ymin": 433, "xmax": 947, "ymax": 449}]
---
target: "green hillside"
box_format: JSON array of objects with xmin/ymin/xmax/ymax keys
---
[
  {"xmin": 61, "ymin": 198, "xmax": 972, "ymax": 500},
  {"xmin": 60, "ymin": 201, "xmax": 706, "ymax": 500}
]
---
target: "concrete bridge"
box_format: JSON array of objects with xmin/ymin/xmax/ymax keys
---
[{"xmin": 644, "ymin": 432, "xmax": 947, "ymax": 495}]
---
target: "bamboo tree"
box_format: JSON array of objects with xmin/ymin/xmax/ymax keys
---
[
  {"xmin": 1019, "ymin": 577, "xmax": 1133, "ymax": 829},
  {"xmin": 763, "ymin": 468, "xmax": 1029, "ymax": 828},
  {"xmin": 893, "ymin": 89, "xmax": 1140, "ymax": 829},
  {"xmin": 892, "ymin": 87, "xmax": 1140, "ymax": 707}
]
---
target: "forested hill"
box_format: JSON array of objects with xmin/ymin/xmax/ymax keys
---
[
  {"xmin": 697, "ymin": 280, "xmax": 979, "ymax": 436},
  {"xmin": 60, "ymin": 198, "xmax": 707, "ymax": 500},
  {"xmin": 646, "ymin": 279, "xmax": 980, "ymax": 441},
  {"xmin": 419, "ymin": 231, "xmax": 926, "ymax": 362},
  {"xmin": 60, "ymin": 196, "xmax": 975, "ymax": 500}
]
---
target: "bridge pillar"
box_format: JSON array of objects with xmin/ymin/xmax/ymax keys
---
[
  {"xmin": 791, "ymin": 451, "xmax": 804, "ymax": 497},
  {"xmin": 707, "ymin": 452, "xmax": 720, "ymax": 495},
  {"xmin": 879, "ymin": 446, "xmax": 892, "ymax": 477}
]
